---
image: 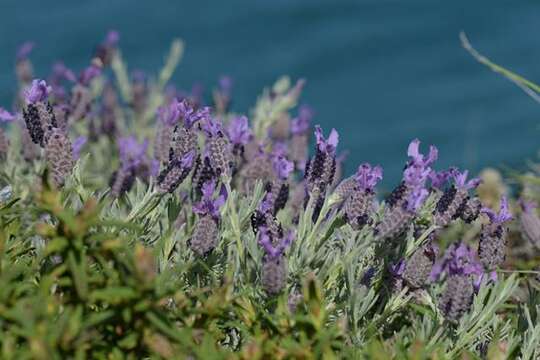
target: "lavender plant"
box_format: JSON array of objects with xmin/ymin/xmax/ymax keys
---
[{"xmin": 0, "ymin": 32, "xmax": 538, "ymax": 359}]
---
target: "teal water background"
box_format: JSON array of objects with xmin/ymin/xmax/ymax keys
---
[{"xmin": 1, "ymin": 0, "xmax": 539, "ymax": 186}]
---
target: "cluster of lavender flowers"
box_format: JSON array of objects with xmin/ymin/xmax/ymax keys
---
[{"xmin": 0, "ymin": 32, "xmax": 519, "ymax": 321}]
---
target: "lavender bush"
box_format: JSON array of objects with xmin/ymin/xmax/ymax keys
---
[{"xmin": 0, "ymin": 32, "xmax": 538, "ymax": 359}]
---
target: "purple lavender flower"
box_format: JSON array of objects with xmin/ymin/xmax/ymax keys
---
[
  {"xmin": 430, "ymin": 242, "xmax": 496, "ymax": 291},
  {"xmin": 202, "ymin": 117, "xmax": 232, "ymax": 177},
  {"xmin": 190, "ymin": 180, "xmax": 227, "ymax": 256},
  {"xmin": 0, "ymin": 108, "xmax": 15, "ymax": 122},
  {"xmin": 45, "ymin": 127, "xmax": 74, "ymax": 188},
  {"xmin": 52, "ymin": 62, "xmax": 77, "ymax": 83},
  {"xmin": 178, "ymin": 99, "xmax": 210, "ymax": 128},
  {"xmin": 119, "ymin": 136, "xmax": 149, "ymax": 169},
  {"xmin": 403, "ymin": 242, "xmax": 439, "ymax": 289},
  {"xmin": 434, "ymin": 168, "xmax": 482, "ymax": 227},
  {"xmin": 389, "ymin": 259, "xmax": 406, "ymax": 293},
  {"xmin": 94, "ymin": 30, "xmax": 119, "ymax": 65},
  {"xmin": 227, "ymin": 115, "xmax": 252, "ymax": 146},
  {"xmin": 452, "ymin": 168, "xmax": 482, "ymax": 190},
  {"xmin": 314, "ymin": 125, "xmax": 339, "ymax": 154},
  {"xmin": 376, "ymin": 139, "xmax": 437, "ymax": 239},
  {"xmin": 355, "ymin": 163, "xmax": 383, "ymax": 192},
  {"xmin": 157, "ymin": 150, "xmax": 196, "ymax": 194},
  {"xmin": 429, "ymin": 169, "xmax": 453, "ymax": 190},
  {"xmin": 291, "ymin": 105, "xmax": 313, "ymax": 135},
  {"xmin": 110, "ymin": 136, "xmax": 153, "ymax": 197},
  {"xmin": 343, "ymin": 163, "xmax": 382, "ymax": 230},
  {"xmin": 259, "ymin": 227, "xmax": 294, "ymax": 295},
  {"xmin": 192, "ymin": 180, "xmax": 227, "ymax": 220},
  {"xmin": 401, "ymin": 139, "xmax": 438, "ymax": 211},
  {"xmin": 72, "ymin": 136, "xmax": 87, "ymax": 160},
  {"xmin": 305, "ymin": 126, "xmax": 340, "ymax": 220},
  {"xmin": 79, "ymin": 63, "xmax": 102, "ymax": 86},
  {"xmin": 272, "ymin": 155, "xmax": 294, "ymax": 181},
  {"xmin": 258, "ymin": 227, "xmax": 294, "ymax": 260},
  {"xmin": 24, "ymin": 79, "xmax": 52, "ymax": 104},
  {"xmin": 482, "ymin": 196, "xmax": 513, "ymax": 224},
  {"xmin": 478, "ymin": 196, "xmax": 512, "ymax": 271},
  {"xmin": 16, "ymin": 42, "xmax": 34, "ymax": 62},
  {"xmin": 157, "ymin": 98, "xmax": 181, "ymax": 127},
  {"xmin": 439, "ymin": 274, "xmax": 474, "ymax": 323}
]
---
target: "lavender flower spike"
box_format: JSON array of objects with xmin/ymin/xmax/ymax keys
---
[
  {"xmin": 227, "ymin": 115, "xmax": 252, "ymax": 146},
  {"xmin": 355, "ymin": 163, "xmax": 383, "ymax": 191},
  {"xmin": 478, "ymin": 196, "xmax": 512, "ymax": 271},
  {"xmin": 451, "ymin": 168, "xmax": 482, "ymax": 190},
  {"xmin": 273, "ymin": 155, "xmax": 294, "ymax": 180},
  {"xmin": 118, "ymin": 136, "xmax": 149, "ymax": 168},
  {"xmin": 157, "ymin": 98, "xmax": 181, "ymax": 127},
  {"xmin": 72, "ymin": 136, "xmax": 87, "ymax": 160},
  {"xmin": 192, "ymin": 180, "xmax": 227, "ymax": 220},
  {"xmin": 482, "ymin": 196, "xmax": 513, "ymax": 224},
  {"xmin": 0, "ymin": 108, "xmax": 16, "ymax": 122},
  {"xmin": 407, "ymin": 138, "xmax": 438, "ymax": 168},
  {"xmin": 190, "ymin": 180, "xmax": 227, "ymax": 256},
  {"xmin": 343, "ymin": 163, "xmax": 382, "ymax": 230},
  {"xmin": 376, "ymin": 139, "xmax": 437, "ymax": 239},
  {"xmin": 178, "ymin": 99, "xmax": 210, "ymax": 128},
  {"xmin": 24, "ymin": 79, "xmax": 52, "ymax": 104},
  {"xmin": 429, "ymin": 169, "xmax": 452, "ymax": 190},
  {"xmin": 314, "ymin": 125, "xmax": 339, "ymax": 154},
  {"xmin": 259, "ymin": 227, "xmax": 294, "ymax": 295},
  {"xmin": 291, "ymin": 105, "xmax": 313, "ymax": 135}
]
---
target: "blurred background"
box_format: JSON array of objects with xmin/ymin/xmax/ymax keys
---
[{"xmin": 1, "ymin": 0, "xmax": 539, "ymax": 186}]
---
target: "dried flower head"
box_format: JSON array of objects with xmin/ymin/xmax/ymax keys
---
[{"xmin": 434, "ymin": 168, "xmax": 481, "ymax": 227}]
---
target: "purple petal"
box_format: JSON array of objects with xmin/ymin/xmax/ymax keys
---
[
  {"xmin": 355, "ymin": 163, "xmax": 383, "ymax": 191},
  {"xmin": 272, "ymin": 155, "xmax": 294, "ymax": 180},
  {"xmin": 0, "ymin": 108, "xmax": 16, "ymax": 122},
  {"xmin": 291, "ymin": 105, "xmax": 313, "ymax": 135},
  {"xmin": 201, "ymin": 180, "xmax": 216, "ymax": 200},
  {"xmin": 180, "ymin": 150, "xmax": 195, "ymax": 168},
  {"xmin": 227, "ymin": 115, "xmax": 251, "ymax": 145},
  {"xmin": 406, "ymin": 188, "xmax": 428, "ymax": 212},
  {"xmin": 72, "ymin": 136, "xmax": 87, "ymax": 159},
  {"xmin": 79, "ymin": 64, "xmax": 102, "ymax": 86},
  {"xmin": 407, "ymin": 139, "xmax": 421, "ymax": 160},
  {"xmin": 429, "ymin": 169, "xmax": 452, "ymax": 190},
  {"xmin": 24, "ymin": 79, "xmax": 52, "ymax": 104},
  {"xmin": 390, "ymin": 260, "xmax": 406, "ymax": 276},
  {"xmin": 157, "ymin": 98, "xmax": 181, "ymax": 127},
  {"xmin": 52, "ymin": 62, "xmax": 76, "ymax": 83},
  {"xmin": 482, "ymin": 196, "xmax": 513, "ymax": 224}
]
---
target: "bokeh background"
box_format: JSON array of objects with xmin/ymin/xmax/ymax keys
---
[{"xmin": 1, "ymin": 0, "xmax": 539, "ymax": 186}]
